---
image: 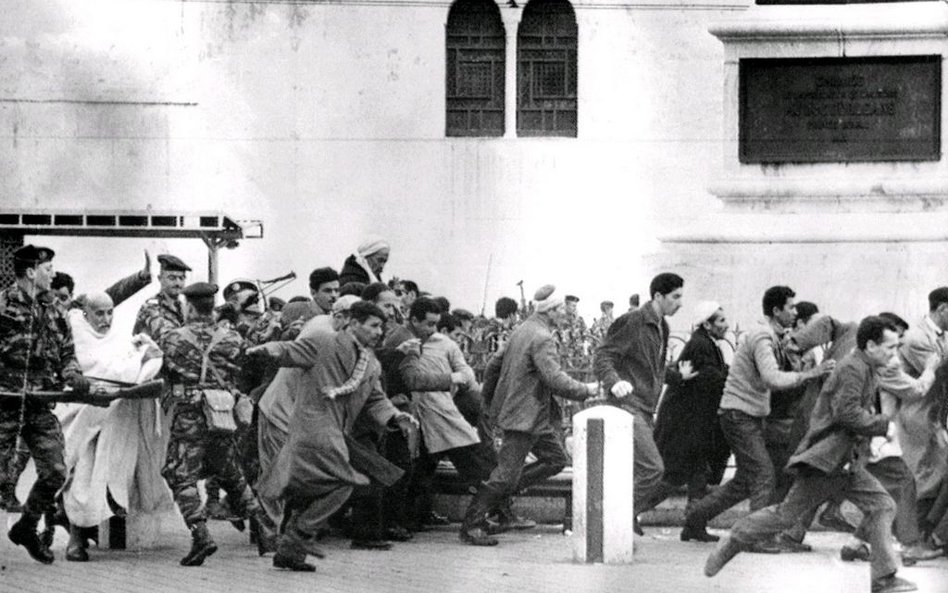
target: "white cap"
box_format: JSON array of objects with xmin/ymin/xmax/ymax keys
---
[{"xmin": 693, "ymin": 301, "xmax": 722, "ymax": 328}]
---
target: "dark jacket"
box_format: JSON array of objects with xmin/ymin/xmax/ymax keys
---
[
  {"xmin": 594, "ymin": 301, "xmax": 669, "ymax": 416},
  {"xmin": 489, "ymin": 313, "xmax": 589, "ymax": 434},
  {"xmin": 788, "ymin": 349, "xmax": 889, "ymax": 475},
  {"xmin": 339, "ymin": 255, "xmax": 372, "ymax": 286},
  {"xmin": 654, "ymin": 326, "xmax": 729, "ymax": 475}
]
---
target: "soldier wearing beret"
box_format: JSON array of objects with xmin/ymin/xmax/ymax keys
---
[
  {"xmin": 159, "ymin": 282, "xmax": 274, "ymax": 566},
  {"xmin": 133, "ymin": 254, "xmax": 191, "ymax": 344},
  {"xmin": 557, "ymin": 294, "xmax": 589, "ymax": 370},
  {"xmin": 1, "ymin": 245, "xmax": 92, "ymax": 564}
]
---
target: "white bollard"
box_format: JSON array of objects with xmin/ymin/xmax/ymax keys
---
[{"xmin": 572, "ymin": 405, "xmax": 636, "ymax": 564}]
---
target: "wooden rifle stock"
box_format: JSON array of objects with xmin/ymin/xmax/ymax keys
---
[{"xmin": 0, "ymin": 379, "xmax": 165, "ymax": 405}]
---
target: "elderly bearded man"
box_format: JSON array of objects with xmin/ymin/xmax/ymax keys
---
[{"xmin": 55, "ymin": 292, "xmax": 164, "ymax": 562}]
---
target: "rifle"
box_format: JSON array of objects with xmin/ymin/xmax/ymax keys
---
[
  {"xmin": 0, "ymin": 379, "xmax": 165, "ymax": 406},
  {"xmin": 516, "ymin": 280, "xmax": 528, "ymax": 320}
]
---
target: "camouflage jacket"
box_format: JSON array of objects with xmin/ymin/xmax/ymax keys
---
[
  {"xmin": 133, "ymin": 292, "xmax": 186, "ymax": 343},
  {"xmin": 243, "ymin": 309, "xmax": 282, "ymax": 346},
  {"xmin": 0, "ymin": 284, "xmax": 80, "ymax": 393},
  {"xmin": 160, "ymin": 318, "xmax": 246, "ymax": 402}
]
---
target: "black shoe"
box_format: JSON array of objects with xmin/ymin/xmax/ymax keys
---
[
  {"xmin": 39, "ymin": 525, "xmax": 55, "ymax": 549},
  {"xmin": 251, "ymin": 512, "xmax": 277, "ymax": 557},
  {"xmin": 633, "ymin": 517, "xmax": 644, "ymax": 536},
  {"xmin": 180, "ymin": 523, "xmax": 218, "ymax": 567},
  {"xmin": 273, "ymin": 551, "xmax": 316, "ymax": 572},
  {"xmin": 704, "ymin": 535, "xmax": 743, "ymax": 577},
  {"xmin": 681, "ymin": 526, "xmax": 720, "ymax": 543},
  {"xmin": 840, "ymin": 542, "xmax": 871, "ymax": 562},
  {"xmin": 350, "ymin": 539, "xmax": 393, "ymax": 550},
  {"xmin": 871, "ymin": 574, "xmax": 917, "ymax": 593},
  {"xmin": 459, "ymin": 526, "xmax": 498, "ymax": 547},
  {"xmin": 66, "ymin": 542, "xmax": 90, "ymax": 562},
  {"xmin": 384, "ymin": 526, "xmax": 413, "ymax": 542},
  {"xmin": 8, "ymin": 517, "xmax": 55, "ymax": 564},
  {"xmin": 66, "ymin": 526, "xmax": 90, "ymax": 562}
]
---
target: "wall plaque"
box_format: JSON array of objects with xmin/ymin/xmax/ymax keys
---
[{"xmin": 739, "ymin": 56, "xmax": 941, "ymax": 163}]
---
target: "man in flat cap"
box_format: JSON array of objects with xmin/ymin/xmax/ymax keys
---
[
  {"xmin": 340, "ymin": 236, "xmax": 390, "ymax": 286},
  {"xmin": 460, "ymin": 285, "xmax": 599, "ymax": 546},
  {"xmin": 653, "ymin": 301, "xmax": 731, "ymax": 542},
  {"xmin": 133, "ymin": 254, "xmax": 191, "ymax": 344},
  {"xmin": 159, "ymin": 282, "xmax": 274, "ymax": 566},
  {"xmin": 1, "ymin": 244, "xmax": 92, "ymax": 564}
]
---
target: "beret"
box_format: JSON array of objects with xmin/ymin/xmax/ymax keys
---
[
  {"xmin": 182, "ymin": 282, "xmax": 218, "ymax": 299},
  {"xmin": 14, "ymin": 244, "xmax": 55, "ymax": 265},
  {"xmin": 157, "ymin": 254, "xmax": 191, "ymax": 272},
  {"xmin": 565, "ymin": 295, "xmax": 580, "ymax": 303},
  {"xmin": 534, "ymin": 284, "xmax": 556, "ymax": 301}
]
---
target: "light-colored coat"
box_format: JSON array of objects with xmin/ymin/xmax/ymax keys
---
[
  {"xmin": 256, "ymin": 327, "xmax": 399, "ymax": 499},
  {"xmin": 896, "ymin": 315, "xmax": 948, "ymax": 498},
  {"xmin": 399, "ymin": 332, "xmax": 479, "ymax": 454}
]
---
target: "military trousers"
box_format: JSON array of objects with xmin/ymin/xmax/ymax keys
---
[
  {"xmin": 0, "ymin": 404, "xmax": 67, "ymax": 516},
  {"xmin": 161, "ymin": 404, "xmax": 259, "ymax": 526}
]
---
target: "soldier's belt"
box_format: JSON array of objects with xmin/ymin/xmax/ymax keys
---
[{"xmin": 0, "ymin": 379, "xmax": 164, "ymax": 405}]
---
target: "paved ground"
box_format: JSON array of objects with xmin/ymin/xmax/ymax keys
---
[{"xmin": 2, "ymin": 511, "xmax": 947, "ymax": 593}]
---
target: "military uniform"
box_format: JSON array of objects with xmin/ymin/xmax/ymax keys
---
[
  {"xmin": 557, "ymin": 312, "xmax": 589, "ymax": 370},
  {"xmin": 0, "ymin": 283, "xmax": 78, "ymax": 516},
  {"xmin": 160, "ymin": 316, "xmax": 261, "ymax": 528},
  {"xmin": 133, "ymin": 292, "xmax": 186, "ymax": 344}
]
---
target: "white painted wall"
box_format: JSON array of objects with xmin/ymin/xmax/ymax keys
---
[{"xmin": 12, "ymin": 0, "xmax": 938, "ymax": 333}]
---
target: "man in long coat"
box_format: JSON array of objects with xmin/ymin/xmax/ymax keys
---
[
  {"xmin": 654, "ymin": 301, "xmax": 730, "ymax": 541},
  {"xmin": 250, "ymin": 301, "xmax": 417, "ymax": 572}
]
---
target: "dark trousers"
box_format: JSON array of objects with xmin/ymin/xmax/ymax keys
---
[
  {"xmin": 764, "ymin": 417, "xmax": 795, "ymax": 504},
  {"xmin": 632, "ymin": 411, "xmax": 678, "ymax": 515},
  {"xmin": 731, "ymin": 466, "xmax": 898, "ymax": 581},
  {"xmin": 918, "ymin": 474, "xmax": 948, "ymax": 544},
  {"xmin": 686, "ymin": 409, "xmax": 774, "ymax": 529},
  {"xmin": 0, "ymin": 406, "xmax": 66, "ymax": 517}
]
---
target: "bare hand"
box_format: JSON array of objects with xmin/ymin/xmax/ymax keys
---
[
  {"xmin": 143, "ymin": 250, "xmax": 152, "ymax": 278},
  {"xmin": 585, "ymin": 382, "xmax": 600, "ymax": 397},
  {"xmin": 396, "ymin": 338, "xmax": 422, "ymax": 356},
  {"xmin": 450, "ymin": 371, "xmax": 467, "ymax": 385},
  {"xmin": 246, "ymin": 345, "xmax": 271, "ymax": 360},
  {"xmin": 678, "ymin": 360, "xmax": 698, "ymax": 381},
  {"xmin": 611, "ymin": 380, "xmax": 633, "ymax": 398},
  {"xmin": 818, "ymin": 360, "xmax": 836, "ymax": 375}
]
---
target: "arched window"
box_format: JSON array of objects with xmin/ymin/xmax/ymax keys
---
[
  {"xmin": 517, "ymin": 0, "xmax": 577, "ymax": 137},
  {"xmin": 446, "ymin": 0, "xmax": 506, "ymax": 137}
]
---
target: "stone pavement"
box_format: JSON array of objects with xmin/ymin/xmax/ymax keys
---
[{"xmin": 2, "ymin": 511, "xmax": 948, "ymax": 593}]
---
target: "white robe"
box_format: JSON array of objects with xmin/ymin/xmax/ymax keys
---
[{"xmin": 55, "ymin": 310, "xmax": 164, "ymax": 527}]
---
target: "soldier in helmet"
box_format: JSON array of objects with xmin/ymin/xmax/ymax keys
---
[
  {"xmin": 159, "ymin": 282, "xmax": 275, "ymax": 566},
  {"xmin": 1, "ymin": 244, "xmax": 92, "ymax": 564}
]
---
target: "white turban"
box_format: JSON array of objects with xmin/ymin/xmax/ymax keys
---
[
  {"xmin": 535, "ymin": 284, "xmax": 565, "ymax": 314},
  {"xmin": 357, "ymin": 236, "xmax": 390, "ymax": 257},
  {"xmin": 693, "ymin": 300, "xmax": 722, "ymax": 328}
]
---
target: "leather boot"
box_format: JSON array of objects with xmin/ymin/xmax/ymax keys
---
[
  {"xmin": 180, "ymin": 521, "xmax": 218, "ymax": 566},
  {"xmin": 273, "ymin": 533, "xmax": 316, "ymax": 572},
  {"xmin": 251, "ymin": 510, "xmax": 278, "ymax": 556},
  {"xmin": 459, "ymin": 487, "xmax": 499, "ymax": 546},
  {"xmin": 66, "ymin": 525, "xmax": 90, "ymax": 562},
  {"xmin": 8, "ymin": 512, "xmax": 55, "ymax": 564}
]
